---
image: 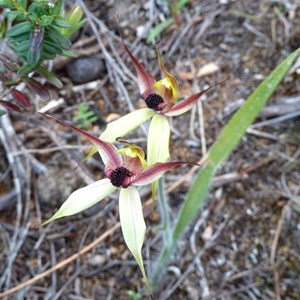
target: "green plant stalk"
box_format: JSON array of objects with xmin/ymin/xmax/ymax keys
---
[
  {"xmin": 151, "ymin": 48, "xmax": 300, "ymax": 288},
  {"xmin": 158, "ymin": 177, "xmax": 172, "ymax": 245},
  {"xmin": 151, "ymin": 162, "xmax": 214, "ymax": 286}
]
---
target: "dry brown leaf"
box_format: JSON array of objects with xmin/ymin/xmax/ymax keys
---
[{"xmin": 196, "ymin": 62, "xmax": 220, "ymax": 77}]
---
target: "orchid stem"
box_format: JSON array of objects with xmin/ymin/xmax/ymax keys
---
[
  {"xmin": 150, "ymin": 177, "xmax": 173, "ymax": 288},
  {"xmin": 157, "ymin": 177, "xmax": 171, "ymax": 245}
]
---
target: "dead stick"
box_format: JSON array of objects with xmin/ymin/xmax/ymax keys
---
[{"xmin": 0, "ymin": 223, "xmax": 120, "ymax": 298}]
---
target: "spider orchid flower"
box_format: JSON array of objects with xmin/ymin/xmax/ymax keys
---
[
  {"xmin": 41, "ymin": 113, "xmax": 193, "ymax": 289},
  {"xmin": 97, "ymin": 39, "xmax": 226, "ymax": 166}
]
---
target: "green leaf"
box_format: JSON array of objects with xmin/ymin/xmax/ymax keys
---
[
  {"xmin": 18, "ymin": 63, "xmax": 37, "ymax": 75},
  {"xmin": 0, "ymin": 109, "xmax": 6, "ymax": 116},
  {"xmin": 0, "ymin": 0, "xmax": 14, "ymax": 8},
  {"xmin": 61, "ymin": 18, "xmax": 85, "ymax": 38},
  {"xmin": 61, "ymin": 5, "xmax": 85, "ymax": 38},
  {"xmin": 36, "ymin": 65, "xmax": 63, "ymax": 88},
  {"xmin": 61, "ymin": 49, "xmax": 77, "ymax": 58},
  {"xmin": 147, "ymin": 18, "xmax": 174, "ymax": 43},
  {"xmin": 151, "ymin": 48, "xmax": 300, "ymax": 287},
  {"xmin": 9, "ymin": 31, "xmax": 31, "ymax": 42},
  {"xmin": 4, "ymin": 10, "xmax": 26, "ymax": 22},
  {"xmin": 28, "ymin": 13, "xmax": 38, "ymax": 23},
  {"xmin": 28, "ymin": 1, "xmax": 48, "ymax": 15},
  {"xmin": 46, "ymin": 25, "xmax": 71, "ymax": 50},
  {"xmin": 40, "ymin": 15, "xmax": 53, "ymax": 26},
  {"xmin": 7, "ymin": 21, "xmax": 32, "ymax": 37},
  {"xmin": 51, "ymin": 0, "xmax": 62, "ymax": 15},
  {"xmin": 17, "ymin": 40, "xmax": 30, "ymax": 52},
  {"xmin": 52, "ymin": 16, "xmax": 70, "ymax": 28},
  {"xmin": 43, "ymin": 40, "xmax": 63, "ymax": 55},
  {"xmin": 175, "ymin": 48, "xmax": 300, "ymax": 237},
  {"xmin": 0, "ymin": 19, "xmax": 7, "ymax": 38},
  {"xmin": 74, "ymin": 104, "xmax": 98, "ymax": 129},
  {"xmin": 17, "ymin": 0, "xmax": 27, "ymax": 9},
  {"xmin": 40, "ymin": 51, "xmax": 56, "ymax": 60}
]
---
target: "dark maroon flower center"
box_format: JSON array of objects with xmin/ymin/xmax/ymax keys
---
[
  {"xmin": 110, "ymin": 167, "xmax": 131, "ymax": 187},
  {"xmin": 145, "ymin": 93, "xmax": 164, "ymax": 111}
]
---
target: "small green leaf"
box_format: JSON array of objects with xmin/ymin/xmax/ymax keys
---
[
  {"xmin": 0, "ymin": 0, "xmax": 14, "ymax": 8},
  {"xmin": 4, "ymin": 10, "xmax": 25, "ymax": 22},
  {"xmin": 36, "ymin": 65, "xmax": 63, "ymax": 88},
  {"xmin": 40, "ymin": 15, "xmax": 53, "ymax": 26},
  {"xmin": 43, "ymin": 40, "xmax": 62, "ymax": 54},
  {"xmin": 51, "ymin": 0, "xmax": 62, "ymax": 15},
  {"xmin": 17, "ymin": 40, "xmax": 30, "ymax": 52},
  {"xmin": 0, "ymin": 109, "xmax": 6, "ymax": 116},
  {"xmin": 7, "ymin": 21, "xmax": 32, "ymax": 37},
  {"xmin": 28, "ymin": 13, "xmax": 38, "ymax": 24},
  {"xmin": 52, "ymin": 16, "xmax": 70, "ymax": 28},
  {"xmin": 17, "ymin": 0, "xmax": 27, "ymax": 9},
  {"xmin": 18, "ymin": 64, "xmax": 37, "ymax": 75},
  {"xmin": 8, "ymin": 31, "xmax": 31, "ymax": 42},
  {"xmin": 61, "ymin": 49, "xmax": 77, "ymax": 58},
  {"xmin": 40, "ymin": 51, "xmax": 56, "ymax": 60},
  {"xmin": 28, "ymin": 2, "xmax": 48, "ymax": 15},
  {"xmin": 0, "ymin": 19, "xmax": 7, "ymax": 38},
  {"xmin": 147, "ymin": 18, "xmax": 174, "ymax": 43},
  {"xmin": 74, "ymin": 104, "xmax": 98, "ymax": 129},
  {"xmin": 46, "ymin": 25, "xmax": 71, "ymax": 50},
  {"xmin": 61, "ymin": 5, "xmax": 85, "ymax": 38},
  {"xmin": 63, "ymin": 18, "xmax": 86, "ymax": 38}
]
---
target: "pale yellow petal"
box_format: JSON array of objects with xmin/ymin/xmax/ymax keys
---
[
  {"xmin": 119, "ymin": 187, "xmax": 150, "ymax": 289},
  {"xmin": 43, "ymin": 179, "xmax": 116, "ymax": 225},
  {"xmin": 100, "ymin": 108, "xmax": 155, "ymax": 143},
  {"xmin": 147, "ymin": 114, "xmax": 170, "ymax": 165}
]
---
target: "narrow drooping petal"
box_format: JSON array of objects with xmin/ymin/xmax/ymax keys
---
[
  {"xmin": 100, "ymin": 108, "xmax": 155, "ymax": 143},
  {"xmin": 40, "ymin": 113, "xmax": 122, "ymax": 168},
  {"xmin": 121, "ymin": 37, "xmax": 156, "ymax": 98},
  {"xmin": 43, "ymin": 179, "xmax": 117, "ymax": 225},
  {"xmin": 10, "ymin": 89, "xmax": 30, "ymax": 108},
  {"xmin": 133, "ymin": 161, "xmax": 193, "ymax": 186},
  {"xmin": 165, "ymin": 79, "xmax": 227, "ymax": 117},
  {"xmin": 119, "ymin": 187, "xmax": 149, "ymax": 288},
  {"xmin": 147, "ymin": 114, "xmax": 170, "ymax": 166}
]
